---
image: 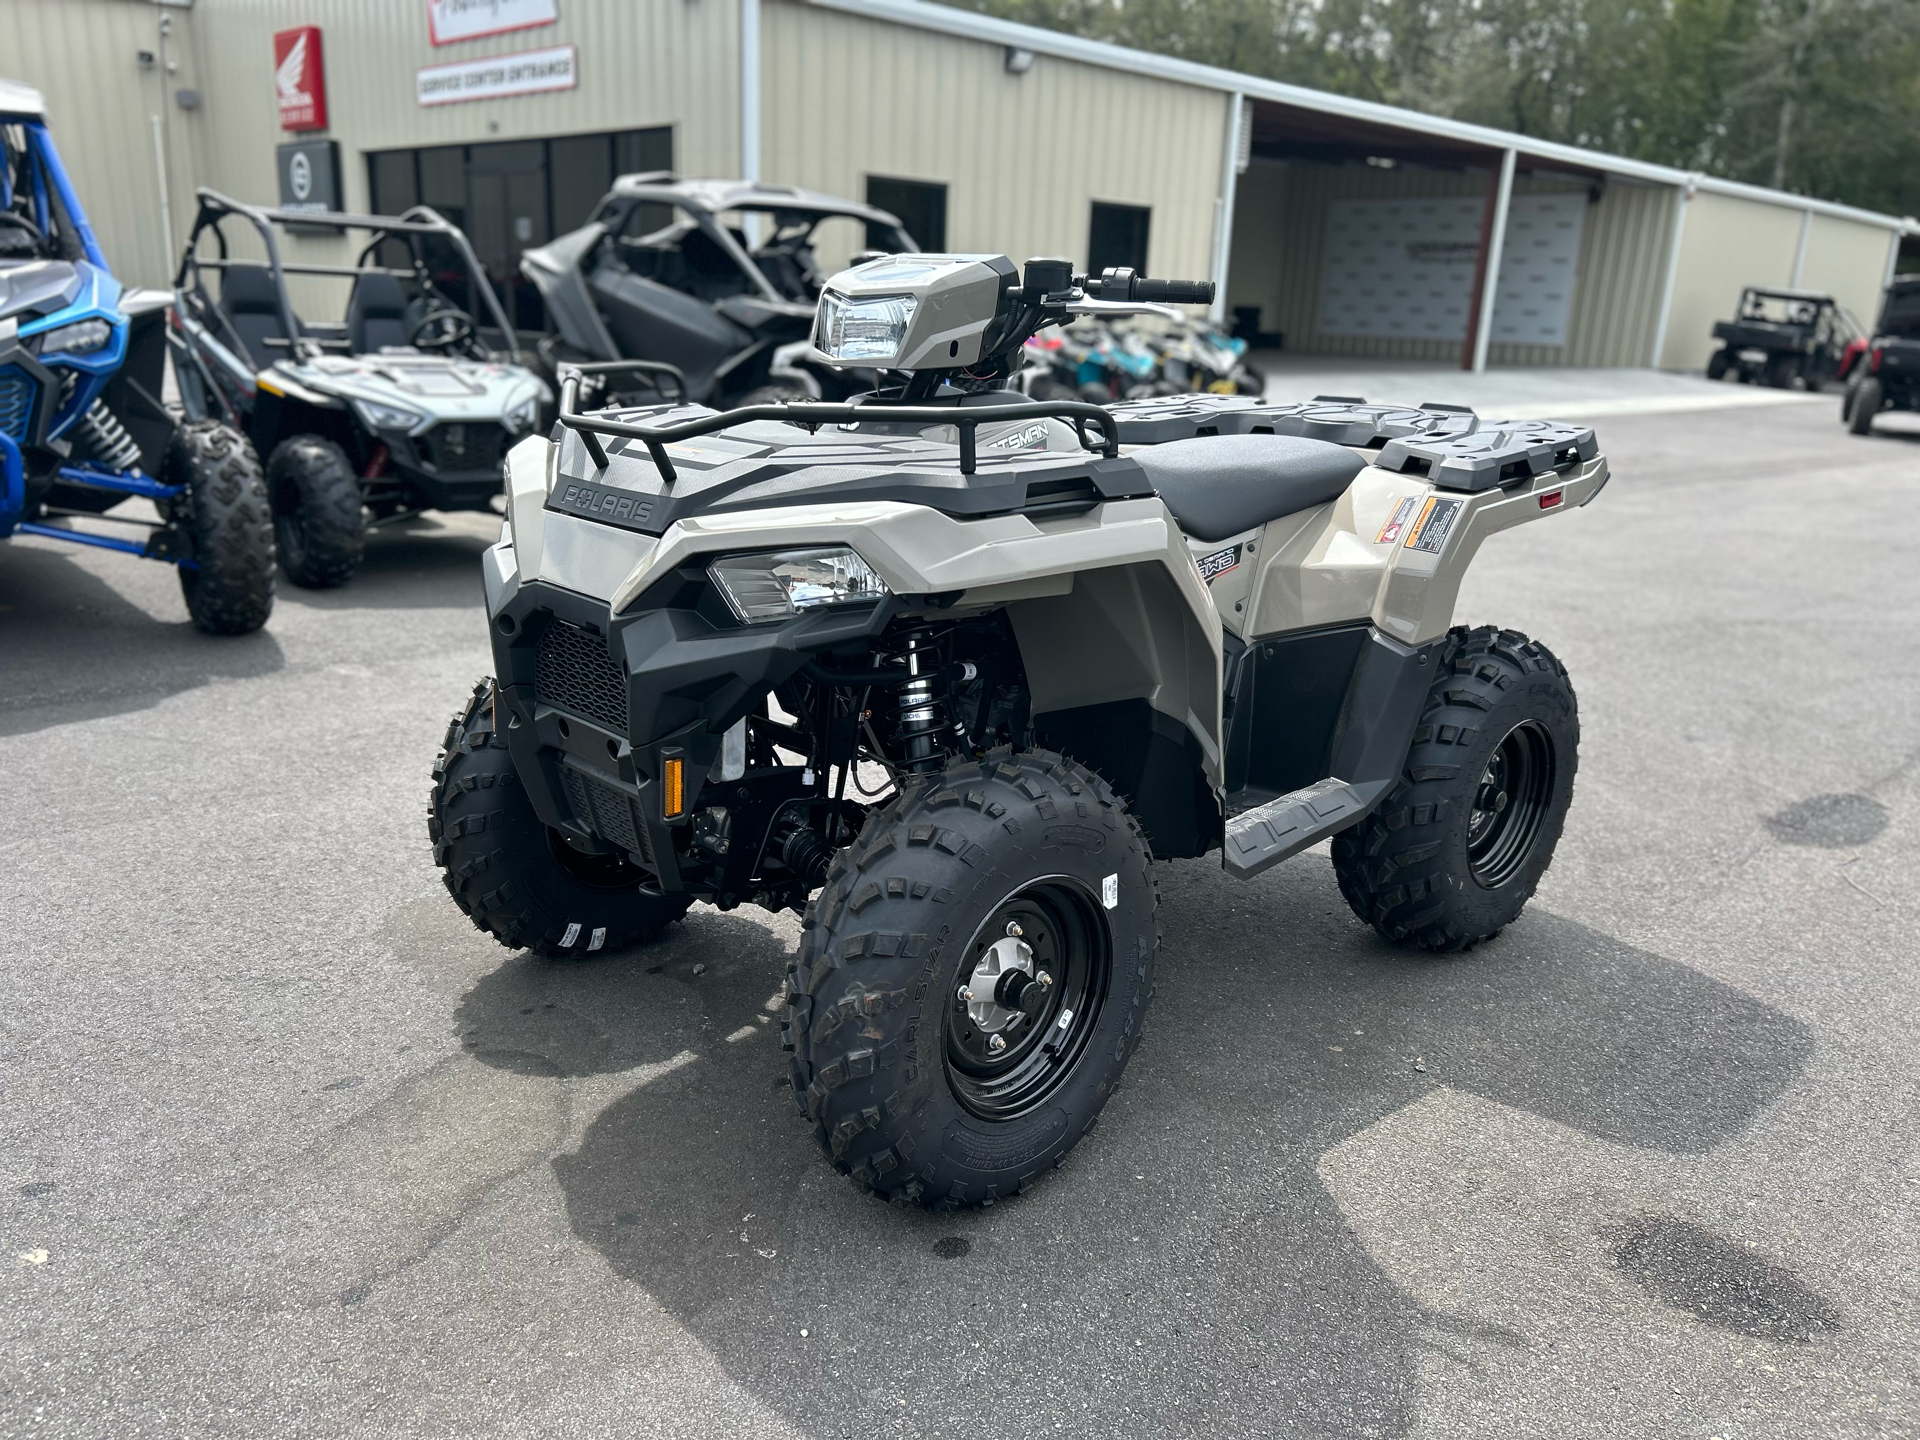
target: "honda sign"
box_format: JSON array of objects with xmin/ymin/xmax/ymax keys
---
[{"xmin": 273, "ymin": 26, "xmax": 328, "ymax": 132}]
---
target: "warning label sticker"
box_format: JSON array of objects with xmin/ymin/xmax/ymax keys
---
[
  {"xmin": 1374, "ymin": 496, "xmax": 1418, "ymax": 546},
  {"xmin": 1196, "ymin": 545, "xmax": 1239, "ymax": 582},
  {"xmin": 1406, "ymin": 496, "xmax": 1464, "ymax": 554}
]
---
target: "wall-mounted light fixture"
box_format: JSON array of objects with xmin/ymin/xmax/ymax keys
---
[{"xmin": 1004, "ymin": 46, "xmax": 1035, "ymax": 74}]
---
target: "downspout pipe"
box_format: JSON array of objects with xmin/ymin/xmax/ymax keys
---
[
  {"xmin": 1468, "ymin": 148, "xmax": 1516, "ymax": 374},
  {"xmin": 1209, "ymin": 92, "xmax": 1244, "ymax": 326},
  {"xmin": 741, "ymin": 0, "xmax": 761, "ymax": 185},
  {"xmin": 1648, "ymin": 174, "xmax": 1695, "ymax": 370}
]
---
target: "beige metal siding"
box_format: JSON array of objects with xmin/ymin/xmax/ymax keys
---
[
  {"xmin": 1800, "ymin": 214, "xmax": 1899, "ymax": 326},
  {"xmin": 1560, "ymin": 180, "xmax": 1675, "ymax": 367},
  {"xmin": 1657, "ymin": 191, "xmax": 1805, "ymax": 370},
  {"xmin": 762, "ymin": 0, "xmax": 1227, "ymax": 279},
  {"xmin": 6, "ymin": 0, "xmax": 212, "ymax": 287}
]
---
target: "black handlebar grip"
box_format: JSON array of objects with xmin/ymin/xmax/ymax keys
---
[{"xmin": 1132, "ymin": 278, "xmax": 1216, "ymax": 305}]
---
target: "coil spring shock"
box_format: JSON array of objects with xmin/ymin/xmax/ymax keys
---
[
  {"xmin": 77, "ymin": 400, "xmax": 143, "ymax": 471},
  {"xmin": 889, "ymin": 625, "xmax": 951, "ymax": 774}
]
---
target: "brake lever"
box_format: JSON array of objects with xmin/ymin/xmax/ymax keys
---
[{"xmin": 1057, "ymin": 299, "xmax": 1185, "ymax": 322}]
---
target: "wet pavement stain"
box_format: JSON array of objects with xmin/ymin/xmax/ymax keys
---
[
  {"xmin": 1764, "ymin": 793, "xmax": 1888, "ymax": 848},
  {"xmin": 1606, "ymin": 1215, "xmax": 1841, "ymax": 1343},
  {"xmin": 932, "ymin": 1236, "xmax": 971, "ymax": 1260}
]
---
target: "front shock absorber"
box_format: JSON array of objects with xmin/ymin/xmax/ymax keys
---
[
  {"xmin": 891, "ymin": 625, "xmax": 950, "ymax": 774},
  {"xmin": 76, "ymin": 400, "xmax": 143, "ymax": 471}
]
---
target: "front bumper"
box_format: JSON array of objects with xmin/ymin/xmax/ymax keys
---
[{"xmin": 487, "ymin": 574, "xmax": 896, "ymax": 889}]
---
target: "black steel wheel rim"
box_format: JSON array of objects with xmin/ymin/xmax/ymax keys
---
[
  {"xmin": 1467, "ymin": 720, "xmax": 1556, "ymax": 889},
  {"xmin": 945, "ymin": 878, "xmax": 1110, "ymax": 1122},
  {"xmin": 546, "ymin": 828, "xmax": 648, "ymax": 890}
]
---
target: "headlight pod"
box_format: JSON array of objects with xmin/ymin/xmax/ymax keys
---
[
  {"xmin": 503, "ymin": 392, "xmax": 542, "ymax": 435},
  {"xmin": 354, "ymin": 398, "xmax": 428, "ymax": 433},
  {"xmin": 816, "ymin": 292, "xmax": 918, "ymax": 364},
  {"xmin": 35, "ymin": 317, "xmax": 113, "ymax": 356},
  {"xmin": 707, "ymin": 547, "xmax": 889, "ymax": 625}
]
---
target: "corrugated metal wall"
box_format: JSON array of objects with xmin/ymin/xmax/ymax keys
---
[
  {"xmin": 1658, "ymin": 191, "xmax": 1805, "ymax": 369},
  {"xmin": 762, "ymin": 0, "xmax": 1228, "ymax": 280},
  {"xmin": 1801, "ymin": 214, "xmax": 1900, "ymax": 327},
  {"xmin": 1227, "ymin": 158, "xmax": 1677, "ymax": 367},
  {"xmin": 7, "ymin": 0, "xmax": 211, "ymax": 288}
]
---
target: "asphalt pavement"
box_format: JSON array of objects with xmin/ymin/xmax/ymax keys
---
[{"xmin": 3, "ymin": 394, "xmax": 1918, "ymax": 1439}]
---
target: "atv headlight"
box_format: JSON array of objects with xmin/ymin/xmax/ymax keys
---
[
  {"xmin": 816, "ymin": 292, "xmax": 918, "ymax": 364},
  {"xmin": 354, "ymin": 398, "xmax": 428, "ymax": 433},
  {"xmin": 36, "ymin": 318, "xmax": 113, "ymax": 355},
  {"xmin": 504, "ymin": 392, "xmax": 542, "ymax": 435},
  {"xmin": 707, "ymin": 547, "xmax": 889, "ymax": 625}
]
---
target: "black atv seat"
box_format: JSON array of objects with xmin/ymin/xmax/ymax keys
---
[
  {"xmin": 346, "ymin": 271, "xmax": 412, "ymax": 353},
  {"xmin": 218, "ymin": 263, "xmax": 291, "ymax": 370},
  {"xmin": 1128, "ymin": 433, "xmax": 1365, "ymax": 542}
]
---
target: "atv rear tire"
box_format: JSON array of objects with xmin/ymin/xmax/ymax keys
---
[
  {"xmin": 1332, "ymin": 626, "xmax": 1577, "ymax": 953},
  {"xmin": 1849, "ymin": 376, "xmax": 1882, "ymax": 435},
  {"xmin": 429, "ymin": 679, "xmax": 691, "ymax": 957},
  {"xmin": 166, "ymin": 420, "xmax": 275, "ymax": 636},
  {"xmin": 786, "ymin": 747, "xmax": 1157, "ymax": 1208},
  {"xmin": 268, "ymin": 436, "xmax": 365, "ymax": 588}
]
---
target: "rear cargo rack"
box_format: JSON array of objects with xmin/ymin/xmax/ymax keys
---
[{"xmin": 556, "ymin": 375, "xmax": 1120, "ymax": 483}]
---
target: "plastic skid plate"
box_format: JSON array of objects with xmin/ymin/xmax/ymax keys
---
[{"xmin": 1107, "ymin": 394, "xmax": 1598, "ymax": 493}]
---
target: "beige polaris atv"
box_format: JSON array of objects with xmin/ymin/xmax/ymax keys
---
[{"xmin": 429, "ymin": 254, "xmax": 1607, "ymax": 1208}]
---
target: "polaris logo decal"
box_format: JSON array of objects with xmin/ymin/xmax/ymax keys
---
[
  {"xmin": 552, "ymin": 483, "xmax": 655, "ymax": 524},
  {"xmin": 1196, "ymin": 545, "xmax": 1239, "ymax": 582}
]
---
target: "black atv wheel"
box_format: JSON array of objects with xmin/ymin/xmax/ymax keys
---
[
  {"xmin": 429, "ymin": 680, "xmax": 691, "ymax": 958},
  {"xmin": 166, "ymin": 420, "xmax": 275, "ymax": 636},
  {"xmin": 1332, "ymin": 626, "xmax": 1578, "ymax": 953},
  {"xmin": 785, "ymin": 747, "xmax": 1157, "ymax": 1209},
  {"xmin": 268, "ymin": 436, "xmax": 365, "ymax": 588},
  {"xmin": 1706, "ymin": 350, "xmax": 1730, "ymax": 381},
  {"xmin": 1765, "ymin": 354, "xmax": 1801, "ymax": 389},
  {"xmin": 1849, "ymin": 376, "xmax": 1882, "ymax": 435}
]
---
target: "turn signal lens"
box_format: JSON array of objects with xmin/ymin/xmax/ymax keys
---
[{"xmin": 662, "ymin": 757, "xmax": 685, "ymax": 819}]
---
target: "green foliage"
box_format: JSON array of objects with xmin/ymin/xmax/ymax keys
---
[{"xmin": 944, "ymin": 0, "xmax": 1920, "ymax": 216}]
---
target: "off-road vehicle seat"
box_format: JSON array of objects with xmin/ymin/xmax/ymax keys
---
[
  {"xmin": 346, "ymin": 271, "xmax": 413, "ymax": 352},
  {"xmin": 219, "ymin": 262, "xmax": 291, "ymax": 370},
  {"xmin": 1130, "ymin": 433, "xmax": 1365, "ymax": 542}
]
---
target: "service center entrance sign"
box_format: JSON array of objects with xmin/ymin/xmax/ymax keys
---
[
  {"xmin": 427, "ymin": 0, "xmax": 560, "ymax": 46},
  {"xmin": 273, "ymin": 26, "xmax": 327, "ymax": 132},
  {"xmin": 416, "ymin": 44, "xmax": 577, "ymax": 106}
]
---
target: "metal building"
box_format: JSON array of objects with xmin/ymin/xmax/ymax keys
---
[{"xmin": 12, "ymin": 0, "xmax": 1916, "ymax": 372}]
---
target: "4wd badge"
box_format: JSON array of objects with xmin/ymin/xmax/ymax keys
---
[{"xmin": 1196, "ymin": 545, "xmax": 1239, "ymax": 582}]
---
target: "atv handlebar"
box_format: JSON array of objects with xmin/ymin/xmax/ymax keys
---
[
  {"xmin": 557, "ymin": 379, "xmax": 1120, "ymax": 483},
  {"xmin": 1080, "ymin": 267, "xmax": 1215, "ymax": 307}
]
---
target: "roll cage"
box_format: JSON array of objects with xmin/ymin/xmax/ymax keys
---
[
  {"xmin": 173, "ymin": 189, "xmax": 524, "ymax": 368},
  {"xmin": 590, "ymin": 173, "xmax": 919, "ymax": 307}
]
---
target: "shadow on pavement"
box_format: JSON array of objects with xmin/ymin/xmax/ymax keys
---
[
  {"xmin": 271, "ymin": 519, "xmax": 493, "ymax": 614},
  {"xmin": 0, "ymin": 542, "xmax": 285, "ymax": 738},
  {"xmin": 454, "ymin": 859, "xmax": 1812, "ymax": 1439}
]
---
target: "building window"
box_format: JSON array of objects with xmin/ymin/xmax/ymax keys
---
[
  {"xmin": 1088, "ymin": 201, "xmax": 1150, "ymax": 276},
  {"xmin": 366, "ymin": 126, "xmax": 672, "ymax": 330},
  {"xmin": 866, "ymin": 175, "xmax": 946, "ymax": 252}
]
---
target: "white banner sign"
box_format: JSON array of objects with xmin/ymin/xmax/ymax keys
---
[
  {"xmin": 416, "ymin": 45, "xmax": 577, "ymax": 106},
  {"xmin": 1315, "ymin": 192, "xmax": 1587, "ymax": 346},
  {"xmin": 427, "ymin": 0, "xmax": 559, "ymax": 46}
]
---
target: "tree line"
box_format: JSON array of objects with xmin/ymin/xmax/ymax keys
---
[{"xmin": 946, "ymin": 0, "xmax": 1920, "ymax": 221}]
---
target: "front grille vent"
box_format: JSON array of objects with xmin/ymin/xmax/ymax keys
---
[
  {"xmin": 0, "ymin": 366, "xmax": 36, "ymax": 442},
  {"xmin": 426, "ymin": 422, "xmax": 506, "ymax": 474},
  {"xmin": 535, "ymin": 619, "xmax": 628, "ymax": 732},
  {"xmin": 561, "ymin": 766, "xmax": 650, "ymax": 862}
]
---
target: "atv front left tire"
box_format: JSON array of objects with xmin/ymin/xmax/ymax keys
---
[
  {"xmin": 786, "ymin": 748, "xmax": 1157, "ymax": 1209},
  {"xmin": 429, "ymin": 680, "xmax": 691, "ymax": 957},
  {"xmin": 1332, "ymin": 626, "xmax": 1577, "ymax": 952},
  {"xmin": 166, "ymin": 420, "xmax": 275, "ymax": 636},
  {"xmin": 268, "ymin": 436, "xmax": 365, "ymax": 588}
]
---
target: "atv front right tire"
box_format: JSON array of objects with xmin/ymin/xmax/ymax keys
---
[
  {"xmin": 429, "ymin": 680, "xmax": 691, "ymax": 957},
  {"xmin": 166, "ymin": 420, "xmax": 275, "ymax": 636},
  {"xmin": 786, "ymin": 747, "xmax": 1157, "ymax": 1209},
  {"xmin": 1849, "ymin": 376, "xmax": 1882, "ymax": 435},
  {"xmin": 1332, "ymin": 626, "xmax": 1578, "ymax": 953},
  {"xmin": 268, "ymin": 436, "xmax": 365, "ymax": 588}
]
